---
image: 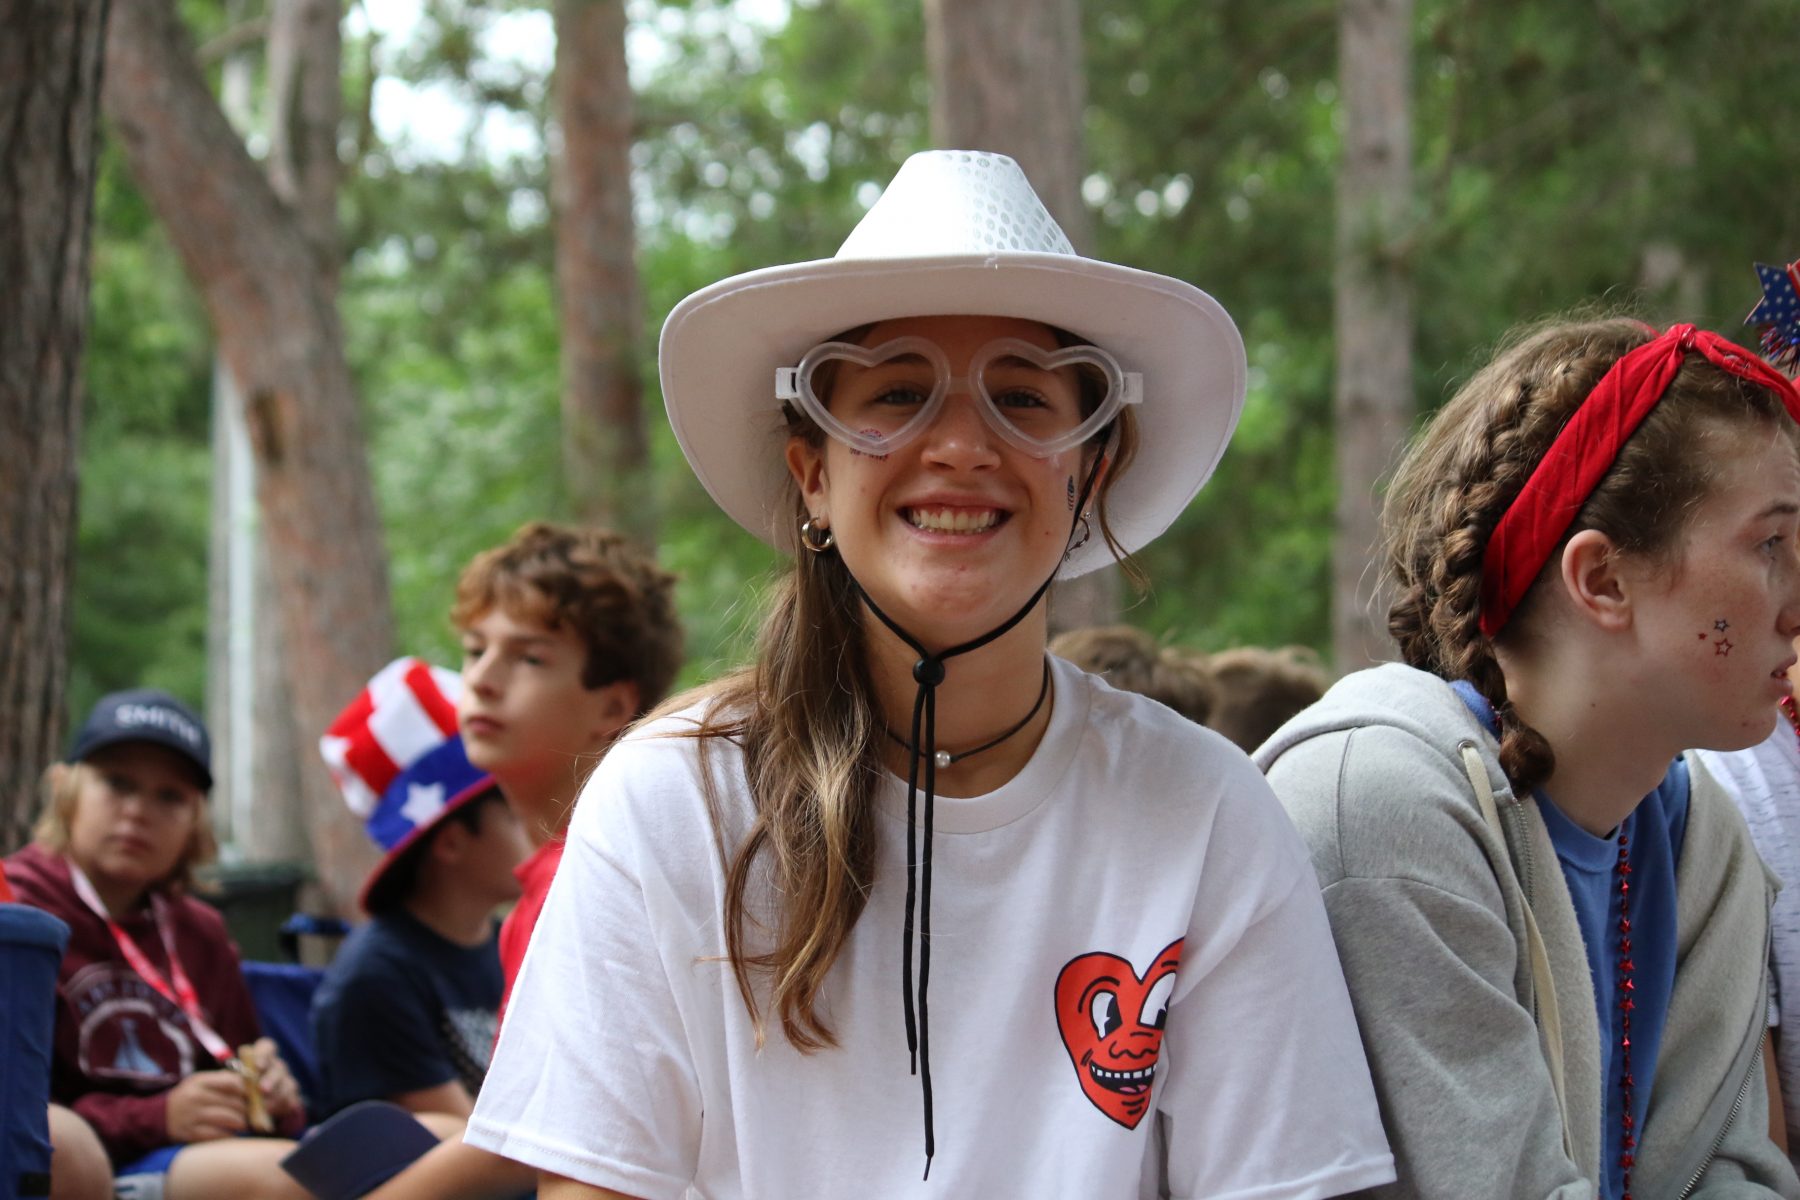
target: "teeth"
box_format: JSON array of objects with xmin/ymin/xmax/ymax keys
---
[
  {"xmin": 1090, "ymin": 1065, "xmax": 1155, "ymax": 1081},
  {"xmin": 908, "ymin": 507, "xmax": 998, "ymax": 533}
]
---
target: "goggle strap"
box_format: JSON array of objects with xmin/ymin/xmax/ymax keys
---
[
  {"xmin": 775, "ymin": 367, "xmax": 801, "ymax": 401},
  {"xmin": 1072, "ymin": 439, "xmax": 1108, "ymax": 523},
  {"xmin": 1122, "ymin": 372, "xmax": 1143, "ymax": 405}
]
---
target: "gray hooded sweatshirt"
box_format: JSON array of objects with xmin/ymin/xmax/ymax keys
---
[{"xmin": 1256, "ymin": 663, "xmax": 1798, "ymax": 1200}]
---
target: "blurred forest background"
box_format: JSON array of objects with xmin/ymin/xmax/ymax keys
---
[{"xmin": 6, "ymin": 0, "xmax": 1797, "ymax": 911}]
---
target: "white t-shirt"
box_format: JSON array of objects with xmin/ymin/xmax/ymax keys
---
[
  {"xmin": 1695, "ymin": 721, "xmax": 1800, "ymax": 1159},
  {"xmin": 467, "ymin": 657, "xmax": 1393, "ymax": 1199}
]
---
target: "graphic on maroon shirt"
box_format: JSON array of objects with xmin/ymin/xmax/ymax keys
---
[
  {"xmin": 1054, "ymin": 938, "xmax": 1183, "ymax": 1129},
  {"xmin": 67, "ymin": 961, "xmax": 197, "ymax": 1087}
]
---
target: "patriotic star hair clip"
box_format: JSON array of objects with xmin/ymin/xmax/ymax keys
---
[{"xmin": 1748, "ymin": 257, "xmax": 1800, "ymax": 371}]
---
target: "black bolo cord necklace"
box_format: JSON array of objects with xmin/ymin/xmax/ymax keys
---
[
  {"xmin": 880, "ymin": 658, "xmax": 1052, "ymax": 768},
  {"xmin": 847, "ymin": 446, "xmax": 1107, "ymax": 1180}
]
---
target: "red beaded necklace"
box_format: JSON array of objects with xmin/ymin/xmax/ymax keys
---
[
  {"xmin": 1614, "ymin": 697, "xmax": 1800, "ymax": 1198},
  {"xmin": 1615, "ymin": 698, "xmax": 1800, "ymax": 1199},
  {"xmin": 1615, "ymin": 828, "xmax": 1636, "ymax": 1198}
]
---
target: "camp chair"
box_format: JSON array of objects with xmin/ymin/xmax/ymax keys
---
[
  {"xmin": 241, "ymin": 959, "xmax": 329, "ymax": 1123},
  {"xmin": 1, "ymin": 902, "xmax": 70, "ymax": 1199},
  {"xmin": 240, "ymin": 912, "xmax": 351, "ymax": 1124}
]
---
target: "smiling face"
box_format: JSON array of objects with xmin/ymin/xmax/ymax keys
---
[
  {"xmin": 1054, "ymin": 939, "xmax": 1183, "ymax": 1128},
  {"xmin": 785, "ymin": 314, "xmax": 1101, "ymax": 646},
  {"xmin": 63, "ymin": 743, "xmax": 206, "ymax": 909},
  {"xmin": 1624, "ymin": 424, "xmax": 1800, "ymax": 751}
]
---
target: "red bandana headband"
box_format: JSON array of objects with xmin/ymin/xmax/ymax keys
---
[{"xmin": 1479, "ymin": 324, "xmax": 1800, "ymax": 638}]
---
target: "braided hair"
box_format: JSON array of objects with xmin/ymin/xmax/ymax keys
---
[{"xmin": 1384, "ymin": 316, "xmax": 1796, "ymax": 795}]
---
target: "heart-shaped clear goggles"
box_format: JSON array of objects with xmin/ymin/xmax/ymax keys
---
[{"xmin": 775, "ymin": 336, "xmax": 1141, "ymax": 457}]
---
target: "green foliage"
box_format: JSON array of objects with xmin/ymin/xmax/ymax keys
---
[
  {"xmin": 1085, "ymin": 0, "xmax": 1342, "ymax": 651},
  {"xmin": 69, "ymin": 437, "xmax": 212, "ymax": 721},
  {"xmin": 72, "ymin": 141, "xmax": 215, "ymax": 720},
  {"xmin": 343, "ymin": 150, "xmax": 566, "ymax": 667}
]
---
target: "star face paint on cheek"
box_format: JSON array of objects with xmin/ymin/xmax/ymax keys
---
[
  {"xmin": 850, "ymin": 429, "xmax": 890, "ymax": 460},
  {"xmin": 1702, "ymin": 619, "xmax": 1735, "ymax": 655}
]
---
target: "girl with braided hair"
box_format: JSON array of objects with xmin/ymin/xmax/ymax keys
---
[
  {"xmin": 1689, "ymin": 261, "xmax": 1800, "ymax": 1168},
  {"xmin": 1259, "ymin": 315, "xmax": 1800, "ymax": 1200}
]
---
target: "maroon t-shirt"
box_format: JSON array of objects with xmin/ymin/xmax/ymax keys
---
[{"xmin": 4, "ymin": 843, "xmax": 280, "ymax": 1163}]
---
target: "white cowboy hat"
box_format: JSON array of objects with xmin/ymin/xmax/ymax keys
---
[{"xmin": 658, "ymin": 149, "xmax": 1247, "ymax": 578}]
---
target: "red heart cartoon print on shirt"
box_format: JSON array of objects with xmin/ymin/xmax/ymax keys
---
[{"xmin": 1054, "ymin": 939, "xmax": 1184, "ymax": 1129}]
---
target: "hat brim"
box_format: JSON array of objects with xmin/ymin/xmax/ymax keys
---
[
  {"xmin": 280, "ymin": 1100, "xmax": 440, "ymax": 1199},
  {"xmin": 72, "ymin": 729, "xmax": 214, "ymax": 792},
  {"xmin": 356, "ymin": 777, "xmax": 501, "ymax": 914},
  {"xmin": 660, "ymin": 252, "xmax": 1246, "ymax": 578}
]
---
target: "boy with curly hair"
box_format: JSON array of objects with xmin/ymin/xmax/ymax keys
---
[
  {"xmin": 361, "ymin": 523, "xmax": 684, "ymax": 1200},
  {"xmin": 451, "ymin": 522, "xmax": 684, "ymax": 1012}
]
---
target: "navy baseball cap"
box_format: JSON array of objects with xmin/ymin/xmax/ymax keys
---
[{"xmin": 68, "ymin": 689, "xmax": 213, "ymax": 792}]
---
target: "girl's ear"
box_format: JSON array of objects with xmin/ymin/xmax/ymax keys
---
[
  {"xmin": 785, "ymin": 436, "xmax": 828, "ymax": 517},
  {"xmin": 1559, "ymin": 528, "xmax": 1633, "ymax": 631}
]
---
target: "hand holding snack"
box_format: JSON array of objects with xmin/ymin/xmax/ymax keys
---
[
  {"xmin": 243, "ymin": 1036, "xmax": 304, "ymax": 1127},
  {"xmin": 235, "ymin": 1044, "xmax": 274, "ymax": 1133},
  {"xmin": 164, "ymin": 1070, "xmax": 247, "ymax": 1142}
]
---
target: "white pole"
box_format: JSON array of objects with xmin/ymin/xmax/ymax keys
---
[{"xmin": 218, "ymin": 25, "xmax": 258, "ymax": 853}]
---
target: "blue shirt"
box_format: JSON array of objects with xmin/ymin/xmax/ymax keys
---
[
  {"xmin": 1454, "ymin": 683, "xmax": 1688, "ymax": 1199},
  {"xmin": 309, "ymin": 908, "xmax": 503, "ymax": 1117}
]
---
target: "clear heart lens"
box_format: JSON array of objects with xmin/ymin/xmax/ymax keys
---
[{"xmin": 788, "ymin": 336, "xmax": 1127, "ymax": 457}]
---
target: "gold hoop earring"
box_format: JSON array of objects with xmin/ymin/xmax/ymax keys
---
[{"xmin": 800, "ymin": 517, "xmax": 835, "ymax": 554}]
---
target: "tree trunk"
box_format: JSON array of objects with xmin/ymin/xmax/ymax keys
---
[
  {"xmin": 923, "ymin": 0, "xmax": 1117, "ymax": 632},
  {"xmin": 1331, "ymin": 0, "xmax": 1415, "ymax": 672},
  {"xmin": 268, "ymin": 0, "xmax": 340, "ymax": 284},
  {"xmin": 0, "ymin": 0, "xmax": 109, "ymax": 851},
  {"xmin": 249, "ymin": 0, "xmax": 344, "ymax": 870},
  {"xmin": 104, "ymin": 0, "xmax": 387, "ymax": 911},
  {"xmin": 552, "ymin": 0, "xmax": 651, "ymax": 538}
]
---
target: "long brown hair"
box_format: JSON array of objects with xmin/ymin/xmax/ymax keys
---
[
  {"xmin": 660, "ymin": 328, "xmax": 1141, "ymax": 1050},
  {"xmin": 1385, "ymin": 315, "xmax": 1799, "ymax": 795}
]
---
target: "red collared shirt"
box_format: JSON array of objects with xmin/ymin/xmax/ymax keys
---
[{"xmin": 496, "ymin": 834, "xmax": 566, "ymax": 1028}]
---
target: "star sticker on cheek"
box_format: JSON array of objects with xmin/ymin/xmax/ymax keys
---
[
  {"xmin": 1715, "ymin": 639, "xmax": 1734, "ymax": 657},
  {"xmin": 1714, "ymin": 619, "xmax": 1730, "ymax": 632}
]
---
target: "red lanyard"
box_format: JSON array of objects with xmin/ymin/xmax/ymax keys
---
[{"xmin": 68, "ymin": 862, "xmax": 234, "ymax": 1063}]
